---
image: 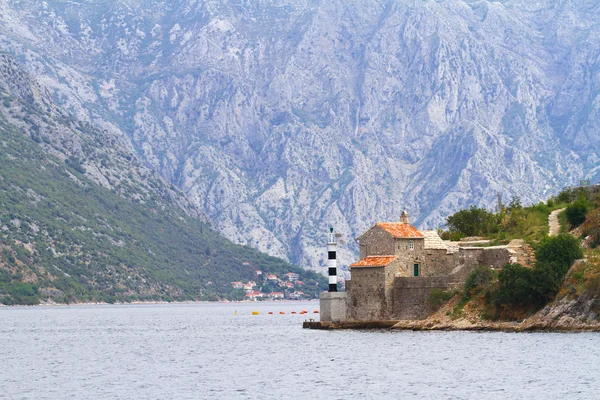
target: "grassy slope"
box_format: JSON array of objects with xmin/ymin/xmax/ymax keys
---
[
  {"xmin": 442, "ymin": 196, "xmax": 600, "ymax": 323},
  {"xmin": 0, "ymin": 116, "xmax": 326, "ymax": 304},
  {"xmin": 492, "ymin": 203, "xmax": 569, "ymax": 243},
  {"xmin": 441, "ymin": 200, "xmax": 569, "ymax": 245}
]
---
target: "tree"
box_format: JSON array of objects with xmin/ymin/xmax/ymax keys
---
[
  {"xmin": 565, "ymin": 196, "xmax": 589, "ymax": 227},
  {"xmin": 530, "ymin": 261, "xmax": 567, "ymax": 304},
  {"xmin": 530, "ymin": 234, "xmax": 583, "ymax": 303},
  {"xmin": 535, "ymin": 234, "xmax": 583, "ymax": 272},
  {"xmin": 446, "ymin": 206, "xmax": 498, "ymax": 237},
  {"xmin": 494, "ymin": 263, "xmax": 533, "ymax": 306}
]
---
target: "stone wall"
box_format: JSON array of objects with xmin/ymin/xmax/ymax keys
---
[
  {"xmin": 390, "ymin": 246, "xmax": 513, "ymax": 319},
  {"xmin": 348, "ymin": 268, "xmax": 387, "ymax": 321},
  {"xmin": 392, "ymin": 276, "xmax": 458, "ymax": 320},
  {"xmin": 349, "ymin": 242, "xmax": 516, "ymax": 321},
  {"xmin": 320, "ymin": 292, "xmax": 348, "ymax": 322},
  {"xmin": 390, "ymin": 239, "xmax": 426, "ymax": 278},
  {"xmin": 420, "ymin": 249, "xmax": 457, "ymax": 276},
  {"xmin": 358, "ymin": 226, "xmax": 395, "ymax": 258},
  {"xmin": 511, "ymin": 244, "xmax": 535, "ymax": 267},
  {"xmin": 480, "ymin": 247, "xmax": 513, "ymax": 269},
  {"xmin": 394, "ymin": 238, "xmax": 425, "ymax": 253}
]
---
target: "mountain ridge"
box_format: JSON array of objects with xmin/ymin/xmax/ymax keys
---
[
  {"xmin": 0, "ymin": 52, "xmax": 326, "ymax": 305},
  {"xmin": 0, "ymin": 0, "xmax": 598, "ymax": 270}
]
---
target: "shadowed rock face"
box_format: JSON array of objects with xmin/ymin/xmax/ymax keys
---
[{"xmin": 0, "ymin": 0, "xmax": 598, "ymax": 269}]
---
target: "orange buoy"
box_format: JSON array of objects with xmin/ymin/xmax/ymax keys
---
[
  {"xmin": 291, "ymin": 311, "xmax": 297, "ymax": 314},
  {"xmin": 302, "ymin": 310, "xmax": 308, "ymax": 314},
  {"xmin": 313, "ymin": 310, "xmax": 319, "ymax": 314},
  {"xmin": 279, "ymin": 311, "xmax": 285, "ymax": 315},
  {"xmin": 268, "ymin": 312, "xmax": 273, "ymax": 315}
]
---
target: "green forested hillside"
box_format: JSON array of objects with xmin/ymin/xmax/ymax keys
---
[{"xmin": 0, "ymin": 116, "xmax": 326, "ymax": 304}]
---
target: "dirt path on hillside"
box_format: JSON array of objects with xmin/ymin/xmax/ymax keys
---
[{"xmin": 548, "ymin": 208, "xmax": 565, "ymax": 236}]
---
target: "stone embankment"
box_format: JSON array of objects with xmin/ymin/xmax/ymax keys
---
[{"xmin": 306, "ymin": 278, "xmax": 600, "ymax": 332}]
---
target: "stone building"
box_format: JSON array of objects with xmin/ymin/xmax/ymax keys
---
[{"xmin": 347, "ymin": 211, "xmax": 516, "ymax": 321}]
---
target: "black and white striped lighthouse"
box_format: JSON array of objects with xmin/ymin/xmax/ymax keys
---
[{"xmin": 327, "ymin": 227, "xmax": 337, "ymax": 292}]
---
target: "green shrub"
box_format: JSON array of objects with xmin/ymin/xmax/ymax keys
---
[
  {"xmin": 494, "ymin": 235, "xmax": 583, "ymax": 308},
  {"xmin": 446, "ymin": 206, "xmax": 499, "ymax": 237},
  {"xmin": 531, "ymin": 234, "xmax": 583, "ymax": 303},
  {"xmin": 535, "ymin": 234, "xmax": 583, "ymax": 270},
  {"xmin": 530, "ymin": 261, "xmax": 568, "ymax": 304},
  {"xmin": 1, "ymin": 282, "xmax": 40, "ymax": 305},
  {"xmin": 439, "ymin": 230, "xmax": 463, "ymax": 241},
  {"xmin": 565, "ymin": 196, "xmax": 589, "ymax": 227},
  {"xmin": 463, "ymin": 266, "xmax": 495, "ymax": 300},
  {"xmin": 494, "ymin": 263, "xmax": 533, "ymax": 306},
  {"xmin": 556, "ymin": 189, "xmax": 571, "ymax": 204},
  {"xmin": 427, "ymin": 289, "xmax": 456, "ymax": 310},
  {"xmin": 531, "ymin": 202, "xmax": 549, "ymax": 214}
]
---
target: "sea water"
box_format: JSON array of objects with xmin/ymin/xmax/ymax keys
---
[{"xmin": 1, "ymin": 302, "xmax": 599, "ymax": 399}]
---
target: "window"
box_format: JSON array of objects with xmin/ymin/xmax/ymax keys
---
[
  {"xmin": 409, "ymin": 240, "xmax": 414, "ymax": 250},
  {"xmin": 414, "ymin": 264, "xmax": 419, "ymax": 276}
]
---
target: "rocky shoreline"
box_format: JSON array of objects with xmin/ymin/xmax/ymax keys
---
[
  {"xmin": 305, "ymin": 291, "xmax": 600, "ymax": 332},
  {"xmin": 390, "ymin": 295, "xmax": 600, "ymax": 332}
]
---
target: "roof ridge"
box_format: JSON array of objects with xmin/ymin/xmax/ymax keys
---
[
  {"xmin": 350, "ymin": 255, "xmax": 396, "ymax": 268},
  {"xmin": 375, "ymin": 221, "xmax": 424, "ymax": 238}
]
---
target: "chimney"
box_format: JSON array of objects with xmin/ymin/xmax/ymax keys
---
[{"xmin": 400, "ymin": 210, "xmax": 410, "ymax": 224}]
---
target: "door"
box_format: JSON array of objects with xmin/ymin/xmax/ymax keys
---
[{"xmin": 413, "ymin": 264, "xmax": 419, "ymax": 277}]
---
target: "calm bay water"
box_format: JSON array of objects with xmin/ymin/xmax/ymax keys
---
[{"xmin": 1, "ymin": 301, "xmax": 600, "ymax": 399}]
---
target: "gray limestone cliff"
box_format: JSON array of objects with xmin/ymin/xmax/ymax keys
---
[{"xmin": 0, "ymin": 0, "xmax": 598, "ymax": 270}]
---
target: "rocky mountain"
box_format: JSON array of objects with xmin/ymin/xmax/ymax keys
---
[
  {"xmin": 0, "ymin": 52, "xmax": 325, "ymax": 304},
  {"xmin": 0, "ymin": 0, "xmax": 598, "ymax": 270}
]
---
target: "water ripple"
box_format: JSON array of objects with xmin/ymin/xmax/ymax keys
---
[{"xmin": 1, "ymin": 303, "xmax": 599, "ymax": 399}]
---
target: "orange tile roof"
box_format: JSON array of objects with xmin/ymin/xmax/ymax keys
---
[
  {"xmin": 350, "ymin": 256, "xmax": 396, "ymax": 268},
  {"xmin": 376, "ymin": 222, "xmax": 424, "ymax": 238}
]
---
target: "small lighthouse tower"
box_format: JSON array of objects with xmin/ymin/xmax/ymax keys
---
[
  {"xmin": 327, "ymin": 227, "xmax": 337, "ymax": 292},
  {"xmin": 317, "ymin": 226, "xmax": 348, "ymax": 324}
]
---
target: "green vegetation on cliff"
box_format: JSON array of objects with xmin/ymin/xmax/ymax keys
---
[
  {"xmin": 442, "ymin": 197, "xmax": 562, "ymax": 243},
  {"xmin": 0, "ymin": 117, "xmax": 326, "ymax": 305},
  {"xmin": 444, "ymin": 187, "xmax": 600, "ymax": 321}
]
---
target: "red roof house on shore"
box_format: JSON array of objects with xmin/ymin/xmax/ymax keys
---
[
  {"xmin": 284, "ymin": 272, "xmax": 300, "ymax": 281},
  {"xmin": 245, "ymin": 290, "xmax": 264, "ymax": 300},
  {"xmin": 230, "ymin": 282, "xmax": 244, "ymax": 289}
]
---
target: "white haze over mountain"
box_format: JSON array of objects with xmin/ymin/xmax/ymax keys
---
[{"xmin": 1, "ymin": 0, "xmax": 598, "ymax": 269}]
